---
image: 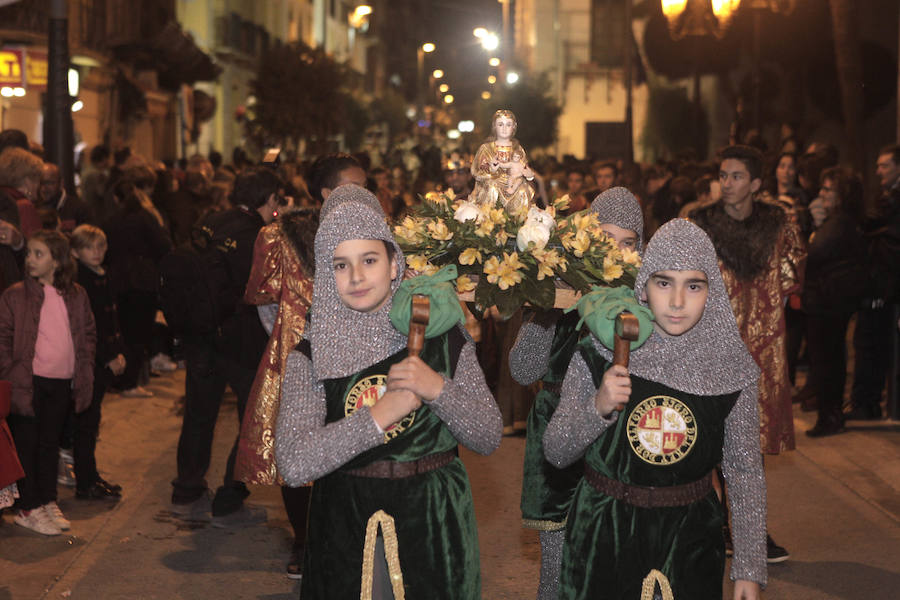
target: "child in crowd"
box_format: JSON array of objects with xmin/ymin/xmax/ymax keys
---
[
  {"xmin": 0, "ymin": 230, "xmax": 96, "ymax": 535},
  {"xmin": 544, "ymin": 219, "xmax": 766, "ymax": 600},
  {"xmin": 275, "ymin": 185, "xmax": 502, "ymax": 599},
  {"xmin": 70, "ymin": 225, "xmax": 125, "ymax": 499},
  {"xmin": 509, "ymin": 186, "xmax": 644, "ymax": 599}
]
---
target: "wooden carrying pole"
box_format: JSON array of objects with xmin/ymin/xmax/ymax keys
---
[
  {"xmin": 407, "ymin": 295, "xmax": 430, "ymax": 358},
  {"xmin": 613, "ymin": 312, "xmax": 641, "ymax": 367}
]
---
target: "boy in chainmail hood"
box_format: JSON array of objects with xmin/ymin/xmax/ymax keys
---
[
  {"xmin": 544, "ymin": 218, "xmax": 766, "ymax": 599},
  {"xmin": 275, "ymin": 185, "xmax": 501, "ymax": 599},
  {"xmin": 509, "ymin": 186, "xmax": 644, "ymax": 599}
]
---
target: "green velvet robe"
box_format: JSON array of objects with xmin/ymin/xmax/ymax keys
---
[
  {"xmin": 520, "ymin": 310, "xmax": 586, "ymax": 530},
  {"xmin": 559, "ymin": 341, "xmax": 738, "ymax": 600},
  {"xmin": 301, "ymin": 328, "xmax": 481, "ymax": 600}
]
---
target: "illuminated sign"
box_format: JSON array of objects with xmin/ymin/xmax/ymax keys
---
[
  {"xmin": 26, "ymin": 50, "xmax": 47, "ymax": 89},
  {"xmin": 0, "ymin": 49, "xmax": 23, "ymax": 86},
  {"xmin": 0, "ymin": 47, "xmax": 49, "ymax": 90}
]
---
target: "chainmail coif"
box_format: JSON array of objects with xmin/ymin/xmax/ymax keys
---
[
  {"xmin": 306, "ymin": 186, "xmax": 406, "ymax": 380},
  {"xmin": 590, "ymin": 186, "xmax": 645, "ymax": 252}
]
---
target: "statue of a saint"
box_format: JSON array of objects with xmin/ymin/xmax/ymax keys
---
[{"xmin": 469, "ymin": 109, "xmax": 535, "ymax": 214}]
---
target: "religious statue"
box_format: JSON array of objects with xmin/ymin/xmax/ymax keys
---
[{"xmin": 470, "ymin": 109, "xmax": 535, "ymax": 214}]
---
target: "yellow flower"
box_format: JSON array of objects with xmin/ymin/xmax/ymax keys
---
[
  {"xmin": 488, "ymin": 207, "xmax": 507, "ymax": 226},
  {"xmin": 554, "ymin": 195, "xmax": 571, "ymax": 212},
  {"xmin": 602, "ymin": 254, "xmax": 624, "ymax": 282},
  {"xmin": 495, "ymin": 229, "xmax": 509, "ymax": 247},
  {"xmin": 574, "ymin": 212, "xmax": 599, "ymax": 232},
  {"xmin": 502, "ymin": 251, "xmax": 525, "ymax": 271},
  {"xmin": 407, "ymin": 254, "xmax": 430, "ymax": 272},
  {"xmin": 456, "ymin": 275, "xmax": 476, "ymax": 293},
  {"xmin": 459, "ymin": 247, "xmax": 483, "ymax": 265},
  {"xmin": 475, "ymin": 218, "xmax": 495, "ymax": 237},
  {"xmin": 444, "ymin": 188, "xmax": 456, "ymax": 202},
  {"xmin": 621, "ymin": 247, "xmax": 642, "ymax": 267},
  {"xmin": 424, "ymin": 191, "xmax": 447, "ymax": 206},
  {"xmin": 394, "ymin": 216, "xmax": 425, "ymax": 243},
  {"xmin": 563, "ymin": 229, "xmax": 591, "ymax": 257},
  {"xmin": 427, "ymin": 219, "xmax": 453, "ymax": 241},
  {"xmin": 483, "ymin": 253, "xmax": 524, "ymax": 290},
  {"xmin": 533, "ymin": 248, "xmax": 567, "ymax": 278},
  {"xmin": 483, "ymin": 255, "xmax": 502, "ymax": 284},
  {"xmin": 421, "ymin": 263, "xmax": 440, "ymax": 276}
]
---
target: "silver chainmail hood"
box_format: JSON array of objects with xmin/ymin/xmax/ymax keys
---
[
  {"xmin": 590, "ymin": 186, "xmax": 644, "ymax": 252},
  {"xmin": 319, "ymin": 182, "xmax": 385, "ymax": 221},
  {"xmin": 306, "ymin": 189, "xmax": 406, "ymax": 380},
  {"xmin": 594, "ymin": 218, "xmax": 758, "ymax": 395}
]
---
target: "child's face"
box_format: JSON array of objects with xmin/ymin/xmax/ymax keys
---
[
  {"xmin": 25, "ymin": 239, "xmax": 58, "ymax": 284},
  {"xmin": 642, "ymin": 269, "xmax": 708, "ymax": 337},
  {"xmin": 333, "ymin": 239, "xmax": 398, "ymax": 314},
  {"xmin": 73, "ymin": 239, "xmax": 107, "ymax": 269},
  {"xmin": 600, "ymin": 223, "xmax": 639, "ymax": 251}
]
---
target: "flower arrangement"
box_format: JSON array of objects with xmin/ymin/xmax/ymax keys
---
[{"xmin": 393, "ymin": 191, "xmax": 641, "ymax": 318}]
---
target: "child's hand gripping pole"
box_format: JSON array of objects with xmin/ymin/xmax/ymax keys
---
[
  {"xmin": 407, "ymin": 295, "xmax": 431, "ymax": 357},
  {"xmin": 611, "ymin": 312, "xmax": 640, "ymax": 410}
]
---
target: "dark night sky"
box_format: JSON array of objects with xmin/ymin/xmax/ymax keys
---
[{"xmin": 418, "ymin": 0, "xmax": 503, "ymax": 113}]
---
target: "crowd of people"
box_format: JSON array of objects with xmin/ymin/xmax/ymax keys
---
[{"xmin": 0, "ymin": 119, "xmax": 897, "ymax": 600}]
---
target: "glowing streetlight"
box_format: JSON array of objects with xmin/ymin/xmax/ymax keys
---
[
  {"xmin": 488, "ymin": 75, "xmax": 496, "ymax": 85},
  {"xmin": 458, "ymin": 120, "xmax": 475, "ymax": 132},
  {"xmin": 481, "ymin": 33, "xmax": 499, "ymax": 51},
  {"xmin": 422, "ymin": 42, "xmax": 435, "ymax": 53},
  {"xmin": 506, "ymin": 71, "xmax": 519, "ymax": 85},
  {"xmin": 489, "ymin": 57, "xmax": 500, "ymax": 67},
  {"xmin": 473, "ymin": 27, "xmax": 488, "ymax": 38},
  {"xmin": 444, "ymin": 94, "xmax": 454, "ymax": 104},
  {"xmin": 439, "ymin": 83, "xmax": 449, "ymax": 93},
  {"xmin": 481, "ymin": 91, "xmax": 491, "ymax": 100},
  {"xmin": 355, "ymin": 4, "xmax": 373, "ymax": 16},
  {"xmin": 432, "ymin": 69, "xmax": 444, "ymax": 79}
]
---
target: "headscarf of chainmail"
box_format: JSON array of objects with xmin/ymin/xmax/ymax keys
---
[
  {"xmin": 306, "ymin": 191, "xmax": 407, "ymax": 380},
  {"xmin": 320, "ymin": 183, "xmax": 385, "ymax": 221},
  {"xmin": 590, "ymin": 186, "xmax": 644, "ymax": 252},
  {"xmin": 593, "ymin": 218, "xmax": 758, "ymax": 395}
]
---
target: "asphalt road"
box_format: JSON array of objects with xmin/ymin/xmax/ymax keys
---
[{"xmin": 2, "ymin": 367, "xmax": 899, "ymax": 599}]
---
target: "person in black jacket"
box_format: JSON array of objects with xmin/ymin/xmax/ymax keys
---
[
  {"xmin": 803, "ymin": 167, "xmax": 867, "ymax": 437},
  {"xmin": 70, "ymin": 225, "xmax": 126, "ymax": 498},
  {"xmin": 170, "ymin": 167, "xmax": 284, "ymax": 525},
  {"xmin": 102, "ymin": 167, "xmax": 173, "ymax": 398},
  {"xmin": 847, "ymin": 145, "xmax": 900, "ymax": 420}
]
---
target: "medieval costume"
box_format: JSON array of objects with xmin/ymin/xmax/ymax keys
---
[
  {"xmin": 275, "ymin": 187, "xmax": 502, "ymax": 599},
  {"xmin": 692, "ymin": 200, "xmax": 805, "ymax": 454},
  {"xmin": 509, "ymin": 187, "xmax": 645, "ymax": 599},
  {"xmin": 544, "ymin": 219, "xmax": 767, "ymax": 599}
]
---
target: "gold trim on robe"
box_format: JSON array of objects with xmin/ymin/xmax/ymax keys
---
[
  {"xmin": 361, "ymin": 510, "xmax": 406, "ymax": 600},
  {"xmin": 235, "ymin": 221, "xmax": 314, "ymax": 484},
  {"xmin": 640, "ymin": 569, "xmax": 674, "ymax": 600}
]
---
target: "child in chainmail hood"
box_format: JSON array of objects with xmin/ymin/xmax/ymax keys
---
[
  {"xmin": 508, "ymin": 185, "xmax": 645, "ymax": 600},
  {"xmin": 544, "ymin": 218, "xmax": 766, "ymax": 600},
  {"xmin": 275, "ymin": 185, "xmax": 502, "ymax": 600}
]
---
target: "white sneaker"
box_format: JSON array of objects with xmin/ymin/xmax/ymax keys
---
[
  {"xmin": 43, "ymin": 501, "xmax": 71, "ymax": 530},
  {"xmin": 14, "ymin": 508, "xmax": 62, "ymax": 535},
  {"xmin": 150, "ymin": 353, "xmax": 178, "ymax": 372},
  {"xmin": 57, "ymin": 449, "xmax": 76, "ymax": 487},
  {"xmin": 121, "ymin": 386, "xmax": 154, "ymax": 398}
]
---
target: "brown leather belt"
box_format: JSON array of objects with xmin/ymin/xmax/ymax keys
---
[
  {"xmin": 584, "ymin": 465, "xmax": 713, "ymax": 508},
  {"xmin": 343, "ymin": 449, "xmax": 457, "ymax": 479}
]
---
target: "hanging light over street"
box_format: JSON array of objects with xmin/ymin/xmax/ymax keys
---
[
  {"xmin": 432, "ymin": 69, "xmax": 444, "ymax": 79},
  {"xmin": 422, "ymin": 42, "xmax": 435, "ymax": 53},
  {"xmin": 489, "ymin": 57, "xmax": 500, "ymax": 67},
  {"xmin": 439, "ymin": 83, "xmax": 449, "ymax": 93},
  {"xmin": 481, "ymin": 91, "xmax": 491, "ymax": 100},
  {"xmin": 506, "ymin": 71, "xmax": 519, "ymax": 85},
  {"xmin": 444, "ymin": 94, "xmax": 454, "ymax": 104},
  {"xmin": 481, "ymin": 33, "xmax": 499, "ymax": 51},
  {"xmin": 473, "ymin": 27, "xmax": 488, "ymax": 38},
  {"xmin": 488, "ymin": 75, "xmax": 496, "ymax": 85}
]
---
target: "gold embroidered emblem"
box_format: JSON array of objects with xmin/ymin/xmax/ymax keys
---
[
  {"xmin": 627, "ymin": 396, "xmax": 696, "ymax": 465},
  {"xmin": 345, "ymin": 374, "xmax": 415, "ymax": 442}
]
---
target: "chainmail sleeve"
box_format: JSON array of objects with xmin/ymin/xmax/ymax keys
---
[
  {"xmin": 508, "ymin": 312, "xmax": 557, "ymax": 385},
  {"xmin": 722, "ymin": 385, "xmax": 767, "ymax": 586},
  {"xmin": 275, "ymin": 350, "xmax": 385, "ymax": 485},
  {"xmin": 427, "ymin": 341, "xmax": 502, "ymax": 455},
  {"xmin": 257, "ymin": 303, "xmax": 278, "ymax": 335},
  {"xmin": 543, "ymin": 352, "xmax": 617, "ymax": 468}
]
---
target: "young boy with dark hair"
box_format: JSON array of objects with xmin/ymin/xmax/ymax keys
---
[{"xmin": 545, "ymin": 219, "xmax": 766, "ymax": 600}]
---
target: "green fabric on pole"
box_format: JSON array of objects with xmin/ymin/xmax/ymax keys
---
[
  {"xmin": 390, "ymin": 264, "xmax": 466, "ymax": 338},
  {"xmin": 566, "ymin": 285, "xmax": 654, "ymax": 351}
]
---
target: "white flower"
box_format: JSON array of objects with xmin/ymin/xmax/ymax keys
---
[
  {"xmin": 516, "ymin": 222, "xmax": 552, "ymax": 252},
  {"xmin": 454, "ymin": 201, "xmax": 482, "ymax": 223},
  {"xmin": 524, "ymin": 206, "xmax": 556, "ymax": 231}
]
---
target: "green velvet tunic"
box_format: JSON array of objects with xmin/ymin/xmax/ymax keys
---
[
  {"xmin": 559, "ymin": 341, "xmax": 738, "ymax": 600},
  {"xmin": 520, "ymin": 310, "xmax": 586, "ymax": 530},
  {"xmin": 301, "ymin": 328, "xmax": 481, "ymax": 600}
]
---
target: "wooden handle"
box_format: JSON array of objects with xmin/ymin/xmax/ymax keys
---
[
  {"xmin": 612, "ymin": 312, "xmax": 640, "ymax": 368},
  {"xmin": 408, "ymin": 295, "xmax": 430, "ymax": 358}
]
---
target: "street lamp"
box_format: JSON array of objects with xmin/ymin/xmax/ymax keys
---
[
  {"xmin": 489, "ymin": 57, "xmax": 500, "ymax": 67},
  {"xmin": 473, "ymin": 27, "xmax": 488, "ymax": 39},
  {"xmin": 481, "ymin": 33, "xmax": 499, "ymax": 52},
  {"xmin": 417, "ymin": 42, "xmax": 436, "ymax": 120},
  {"xmin": 481, "ymin": 91, "xmax": 492, "ymax": 100},
  {"xmin": 432, "ymin": 69, "xmax": 444, "ymax": 79},
  {"xmin": 439, "ymin": 83, "xmax": 449, "ymax": 93},
  {"xmin": 488, "ymin": 75, "xmax": 497, "ymax": 85},
  {"xmin": 444, "ymin": 94, "xmax": 454, "ymax": 104},
  {"xmin": 506, "ymin": 71, "xmax": 519, "ymax": 85},
  {"xmin": 661, "ymin": 0, "xmax": 739, "ymax": 40}
]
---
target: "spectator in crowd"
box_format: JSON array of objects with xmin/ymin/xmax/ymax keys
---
[
  {"xmin": 587, "ymin": 160, "xmax": 617, "ymax": 197},
  {"xmin": 0, "ymin": 147, "xmax": 43, "ymax": 237},
  {"xmin": 563, "ymin": 167, "xmax": 588, "ymax": 213},
  {"xmin": 38, "ymin": 163, "xmax": 93, "ymax": 231},
  {"xmin": 80, "ymin": 145, "xmax": 113, "ymax": 222},
  {"xmin": 372, "ymin": 167, "xmax": 404, "ymax": 219},
  {"xmin": 306, "ymin": 153, "xmax": 366, "ymax": 206},
  {"xmin": 847, "ymin": 145, "xmax": 900, "ymax": 421},
  {"xmin": 167, "ymin": 164, "xmax": 213, "ymax": 246},
  {"xmin": 171, "ymin": 167, "xmax": 284, "ymax": 526}
]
